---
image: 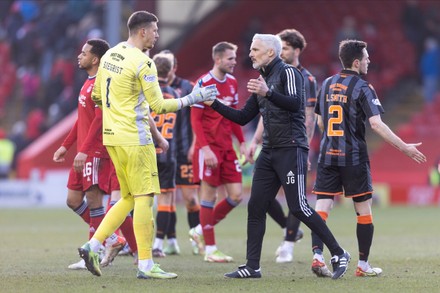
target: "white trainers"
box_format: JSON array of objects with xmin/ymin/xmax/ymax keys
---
[
  {"xmin": 98, "ymin": 245, "xmax": 105, "ymax": 262},
  {"xmin": 190, "ymin": 239, "xmax": 199, "ymax": 255},
  {"xmin": 67, "ymin": 259, "xmax": 86, "ymax": 270},
  {"xmin": 100, "ymin": 235, "xmax": 127, "ymax": 267},
  {"xmin": 311, "ymin": 258, "xmax": 332, "ymax": 277},
  {"xmin": 204, "ymin": 250, "xmax": 233, "ymax": 263},
  {"xmin": 163, "ymin": 241, "xmax": 180, "ymax": 255},
  {"xmin": 275, "ymin": 241, "xmax": 293, "ymax": 263},
  {"xmin": 189, "ymin": 228, "xmax": 205, "ymax": 255},
  {"xmin": 118, "ymin": 243, "xmax": 131, "ymax": 256},
  {"xmin": 355, "ymin": 263, "xmax": 382, "ymax": 277}
]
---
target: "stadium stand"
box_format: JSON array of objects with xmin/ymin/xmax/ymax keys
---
[
  {"xmin": 0, "ymin": 0, "xmax": 438, "ymax": 204},
  {"xmin": 17, "ymin": 110, "xmax": 77, "ymax": 178},
  {"xmin": 175, "ymin": 0, "xmax": 418, "ymax": 106},
  {"xmin": 173, "ymin": 0, "xmax": 438, "ymax": 204},
  {"xmin": 370, "ymin": 93, "xmax": 440, "ymax": 186}
]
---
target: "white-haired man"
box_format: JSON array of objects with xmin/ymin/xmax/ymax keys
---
[{"xmin": 205, "ymin": 33, "xmax": 350, "ymax": 280}]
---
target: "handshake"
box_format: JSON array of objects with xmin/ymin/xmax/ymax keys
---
[{"xmin": 180, "ymin": 83, "xmax": 219, "ymax": 108}]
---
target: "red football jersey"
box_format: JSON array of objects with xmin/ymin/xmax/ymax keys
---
[
  {"xmin": 62, "ymin": 76, "xmax": 108, "ymax": 158},
  {"xmin": 191, "ymin": 71, "xmax": 244, "ymax": 151}
]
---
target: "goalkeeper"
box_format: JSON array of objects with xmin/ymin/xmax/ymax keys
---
[{"xmin": 77, "ymin": 10, "xmax": 218, "ymax": 280}]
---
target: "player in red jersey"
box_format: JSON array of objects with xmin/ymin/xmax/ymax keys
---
[
  {"xmin": 190, "ymin": 42, "xmax": 246, "ymax": 263},
  {"xmin": 53, "ymin": 39, "xmax": 126, "ymax": 269}
]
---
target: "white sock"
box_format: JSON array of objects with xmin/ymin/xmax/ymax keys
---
[
  {"xmin": 282, "ymin": 241, "xmax": 294, "ymax": 251},
  {"xmin": 195, "ymin": 224, "xmax": 203, "ymax": 235},
  {"xmin": 138, "ymin": 259, "xmax": 154, "ymax": 272},
  {"xmin": 205, "ymin": 245, "xmax": 217, "ymax": 255},
  {"xmin": 313, "ymin": 253, "xmax": 325, "ymax": 263},
  {"xmin": 89, "ymin": 238, "xmax": 102, "ymax": 253},
  {"xmin": 358, "ymin": 260, "xmax": 369, "ymax": 270},
  {"xmin": 167, "ymin": 238, "xmax": 177, "ymax": 246},
  {"xmin": 153, "ymin": 238, "xmax": 163, "ymax": 250},
  {"xmin": 105, "ymin": 233, "xmax": 119, "ymax": 246}
]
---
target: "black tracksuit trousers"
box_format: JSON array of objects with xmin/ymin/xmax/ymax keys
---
[{"xmin": 246, "ymin": 146, "xmax": 343, "ymax": 269}]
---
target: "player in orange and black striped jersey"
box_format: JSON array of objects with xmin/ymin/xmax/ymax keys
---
[
  {"xmin": 150, "ymin": 54, "xmax": 180, "ymax": 258},
  {"xmin": 311, "ymin": 39, "xmax": 426, "ymax": 277},
  {"xmin": 159, "ymin": 50, "xmax": 201, "ymax": 255}
]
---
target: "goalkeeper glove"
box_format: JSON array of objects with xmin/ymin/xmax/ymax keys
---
[{"xmin": 179, "ymin": 84, "xmax": 218, "ymax": 108}]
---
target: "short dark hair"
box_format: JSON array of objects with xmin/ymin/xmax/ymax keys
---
[
  {"xmin": 127, "ymin": 11, "xmax": 158, "ymax": 35},
  {"xmin": 212, "ymin": 41, "xmax": 237, "ymax": 60},
  {"xmin": 153, "ymin": 55, "xmax": 172, "ymax": 79},
  {"xmin": 86, "ymin": 39, "xmax": 110, "ymax": 59},
  {"xmin": 277, "ymin": 29, "xmax": 307, "ymax": 51},
  {"xmin": 339, "ymin": 40, "xmax": 367, "ymax": 68}
]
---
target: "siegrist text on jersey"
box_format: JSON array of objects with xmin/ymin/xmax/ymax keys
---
[{"xmin": 103, "ymin": 61, "xmax": 123, "ymax": 74}]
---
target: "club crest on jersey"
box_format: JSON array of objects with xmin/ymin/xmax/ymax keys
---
[
  {"xmin": 372, "ymin": 98, "xmax": 381, "ymax": 106},
  {"xmin": 143, "ymin": 74, "xmax": 156, "ymax": 82},
  {"xmin": 79, "ymin": 94, "xmax": 86, "ymax": 107},
  {"xmin": 286, "ymin": 170, "xmax": 295, "ymax": 184}
]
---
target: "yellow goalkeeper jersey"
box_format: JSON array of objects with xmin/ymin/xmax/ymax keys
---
[{"xmin": 92, "ymin": 42, "xmax": 180, "ymax": 146}]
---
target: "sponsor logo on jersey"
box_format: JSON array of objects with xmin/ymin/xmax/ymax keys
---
[
  {"xmin": 143, "ymin": 74, "xmax": 156, "ymax": 82},
  {"xmin": 330, "ymin": 83, "xmax": 348, "ymax": 92},
  {"xmin": 79, "ymin": 94, "xmax": 86, "ymax": 107},
  {"xmin": 218, "ymin": 96, "xmax": 234, "ymax": 106},
  {"xmin": 110, "ymin": 52, "xmax": 125, "ymax": 61}
]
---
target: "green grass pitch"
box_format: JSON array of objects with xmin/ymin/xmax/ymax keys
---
[{"xmin": 1, "ymin": 205, "xmax": 439, "ymax": 292}]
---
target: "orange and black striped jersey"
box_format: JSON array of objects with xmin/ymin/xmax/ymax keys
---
[
  {"xmin": 152, "ymin": 81, "xmax": 179, "ymax": 164},
  {"xmin": 170, "ymin": 76, "xmax": 194, "ymax": 161},
  {"xmin": 298, "ymin": 64, "xmax": 317, "ymax": 108},
  {"xmin": 315, "ymin": 69, "xmax": 384, "ymax": 166}
]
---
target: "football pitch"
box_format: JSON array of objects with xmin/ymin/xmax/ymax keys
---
[{"xmin": 1, "ymin": 204, "xmax": 439, "ymax": 293}]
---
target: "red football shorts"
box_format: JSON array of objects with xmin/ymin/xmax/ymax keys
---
[
  {"xmin": 67, "ymin": 156, "xmax": 111, "ymax": 194},
  {"xmin": 193, "ymin": 148, "xmax": 242, "ymax": 187}
]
